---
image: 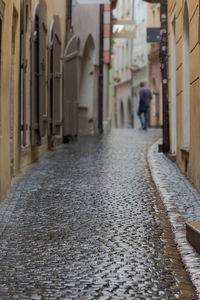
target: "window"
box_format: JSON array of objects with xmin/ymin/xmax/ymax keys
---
[
  {"xmin": 127, "ymin": 0, "xmax": 131, "ymax": 16},
  {"xmin": 122, "ymin": 45, "xmax": 125, "ymax": 70},
  {"xmin": 126, "ymin": 42, "xmax": 129, "ymax": 67},
  {"xmin": 157, "ymin": 7, "xmax": 160, "ymax": 26},
  {"xmin": 152, "ymin": 9, "xmax": 155, "ymax": 27}
]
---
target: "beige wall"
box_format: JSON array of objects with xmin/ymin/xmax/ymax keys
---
[
  {"xmin": 72, "ymin": 3, "xmax": 100, "ymax": 135},
  {"xmin": 168, "ymin": 0, "xmax": 200, "ymax": 191},
  {"xmin": 147, "ymin": 3, "xmax": 162, "ymax": 128},
  {"xmin": 72, "ymin": 4, "xmax": 100, "ymax": 65},
  {"xmin": 113, "ymin": 0, "xmax": 133, "ymax": 129}
]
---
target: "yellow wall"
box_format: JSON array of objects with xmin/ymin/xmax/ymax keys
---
[
  {"xmin": 31, "ymin": 0, "xmax": 66, "ymax": 54},
  {"xmin": 168, "ymin": 0, "xmax": 200, "ymax": 191},
  {"xmin": 0, "ymin": 0, "xmax": 20, "ymax": 202},
  {"xmin": 17, "ymin": 0, "xmax": 67, "ymax": 169},
  {"xmin": 18, "ymin": 0, "xmax": 67, "ymax": 171},
  {"xmin": 0, "ymin": 0, "xmax": 67, "ymax": 203}
]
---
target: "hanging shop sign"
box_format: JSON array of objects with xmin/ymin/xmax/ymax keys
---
[
  {"xmin": 112, "ymin": 20, "xmax": 136, "ymax": 39},
  {"xmin": 146, "ymin": 28, "xmax": 160, "ymax": 43}
]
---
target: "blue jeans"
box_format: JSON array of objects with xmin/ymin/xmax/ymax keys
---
[{"xmin": 138, "ymin": 105, "xmax": 149, "ymax": 129}]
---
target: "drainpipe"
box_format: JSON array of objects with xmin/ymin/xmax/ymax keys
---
[
  {"xmin": 98, "ymin": 4, "xmax": 104, "ymax": 134},
  {"xmin": 160, "ymin": 0, "xmax": 169, "ymax": 153}
]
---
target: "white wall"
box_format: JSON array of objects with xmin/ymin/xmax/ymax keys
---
[
  {"xmin": 131, "ymin": 0, "xmax": 148, "ymax": 128},
  {"xmin": 113, "ymin": 0, "xmax": 133, "ymax": 128},
  {"xmin": 113, "ymin": 0, "xmax": 132, "ymax": 85},
  {"xmin": 72, "ymin": 3, "xmax": 100, "ymax": 66},
  {"xmin": 116, "ymin": 82, "xmax": 132, "ymax": 128},
  {"xmin": 72, "ymin": 3, "xmax": 100, "ymax": 134}
]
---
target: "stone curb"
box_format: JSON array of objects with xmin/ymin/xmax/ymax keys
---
[{"xmin": 148, "ymin": 139, "xmax": 200, "ymax": 299}]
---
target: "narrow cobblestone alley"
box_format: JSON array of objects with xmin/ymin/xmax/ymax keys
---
[{"xmin": 0, "ymin": 129, "xmax": 197, "ymax": 299}]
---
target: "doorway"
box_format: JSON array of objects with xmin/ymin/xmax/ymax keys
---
[
  {"xmin": 182, "ymin": 2, "xmax": 190, "ymax": 149},
  {"xmin": 10, "ymin": 8, "xmax": 18, "ymax": 177},
  {"xmin": 170, "ymin": 12, "xmax": 177, "ymax": 153},
  {"xmin": 120, "ymin": 101, "xmax": 124, "ymax": 128}
]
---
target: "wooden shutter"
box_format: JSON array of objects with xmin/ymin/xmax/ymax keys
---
[
  {"xmin": 38, "ymin": 0, "xmax": 47, "ymax": 137},
  {"xmin": 31, "ymin": 6, "xmax": 39, "ymax": 146},
  {"xmin": 52, "ymin": 15, "xmax": 62, "ymax": 136},
  {"xmin": 47, "ymin": 29, "xmax": 52, "ymax": 137},
  {"xmin": 22, "ymin": 0, "xmax": 28, "ymax": 146},
  {"xmin": 63, "ymin": 35, "xmax": 79, "ymax": 137},
  {"xmin": 31, "ymin": 0, "xmax": 47, "ymax": 145}
]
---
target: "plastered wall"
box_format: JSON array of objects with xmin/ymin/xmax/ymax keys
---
[
  {"xmin": 168, "ymin": 0, "xmax": 200, "ymax": 192},
  {"xmin": 0, "ymin": 0, "xmax": 67, "ymax": 203}
]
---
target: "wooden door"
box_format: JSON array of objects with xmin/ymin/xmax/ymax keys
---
[
  {"xmin": 22, "ymin": 0, "xmax": 29, "ymax": 146},
  {"xmin": 52, "ymin": 15, "xmax": 62, "ymax": 136},
  {"xmin": 31, "ymin": 0, "xmax": 47, "ymax": 145},
  {"xmin": 38, "ymin": 0, "xmax": 47, "ymax": 137},
  {"xmin": 63, "ymin": 35, "xmax": 79, "ymax": 139}
]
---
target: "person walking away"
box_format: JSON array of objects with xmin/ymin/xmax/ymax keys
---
[{"xmin": 137, "ymin": 82, "xmax": 152, "ymax": 130}]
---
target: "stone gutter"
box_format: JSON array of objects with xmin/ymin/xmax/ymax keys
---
[{"xmin": 148, "ymin": 139, "xmax": 200, "ymax": 299}]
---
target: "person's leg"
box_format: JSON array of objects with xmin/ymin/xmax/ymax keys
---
[
  {"xmin": 144, "ymin": 106, "xmax": 149, "ymax": 130},
  {"xmin": 138, "ymin": 112, "xmax": 145, "ymax": 128}
]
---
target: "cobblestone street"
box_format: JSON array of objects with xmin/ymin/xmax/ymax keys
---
[{"xmin": 0, "ymin": 129, "xmax": 197, "ymax": 299}]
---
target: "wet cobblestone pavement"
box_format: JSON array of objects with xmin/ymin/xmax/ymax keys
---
[
  {"xmin": 149, "ymin": 139, "xmax": 200, "ymax": 298},
  {"xmin": 0, "ymin": 129, "xmax": 197, "ymax": 299}
]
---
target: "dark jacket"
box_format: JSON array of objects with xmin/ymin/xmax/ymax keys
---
[{"xmin": 139, "ymin": 86, "xmax": 152, "ymax": 107}]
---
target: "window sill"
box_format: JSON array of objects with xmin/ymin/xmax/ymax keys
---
[{"xmin": 181, "ymin": 147, "xmax": 189, "ymax": 154}]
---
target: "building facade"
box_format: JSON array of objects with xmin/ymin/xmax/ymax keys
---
[
  {"xmin": 0, "ymin": 0, "xmax": 21, "ymax": 202},
  {"xmin": 0, "ymin": 0, "xmax": 68, "ymax": 203},
  {"xmin": 71, "ymin": 2, "xmax": 100, "ymax": 135},
  {"xmin": 0, "ymin": 0, "xmax": 105, "ymax": 203},
  {"xmin": 131, "ymin": 0, "xmax": 148, "ymax": 128},
  {"xmin": 113, "ymin": 0, "xmax": 133, "ymax": 128},
  {"xmin": 147, "ymin": 2, "xmax": 162, "ymax": 128},
  {"xmin": 168, "ymin": 0, "xmax": 200, "ymax": 191}
]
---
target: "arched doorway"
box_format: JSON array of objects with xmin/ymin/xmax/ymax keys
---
[
  {"xmin": 127, "ymin": 98, "xmax": 132, "ymax": 128},
  {"xmin": 182, "ymin": 1, "xmax": 190, "ymax": 149},
  {"xmin": 150, "ymin": 78, "xmax": 156, "ymax": 127},
  {"xmin": 48, "ymin": 15, "xmax": 62, "ymax": 146},
  {"xmin": 49, "ymin": 19, "xmax": 54, "ymax": 139},
  {"xmin": 63, "ymin": 35, "xmax": 80, "ymax": 141},
  {"xmin": 79, "ymin": 35, "xmax": 96, "ymax": 135},
  {"xmin": 21, "ymin": 0, "xmax": 30, "ymax": 147},
  {"xmin": 151, "ymin": 78, "xmax": 160, "ymax": 127},
  {"xmin": 120, "ymin": 101, "xmax": 124, "ymax": 128},
  {"xmin": 170, "ymin": 11, "xmax": 177, "ymax": 153},
  {"xmin": 31, "ymin": 0, "xmax": 47, "ymax": 146},
  {"xmin": 10, "ymin": 7, "xmax": 18, "ymax": 177}
]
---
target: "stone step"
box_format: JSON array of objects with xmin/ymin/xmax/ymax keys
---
[{"xmin": 186, "ymin": 221, "xmax": 200, "ymax": 255}]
